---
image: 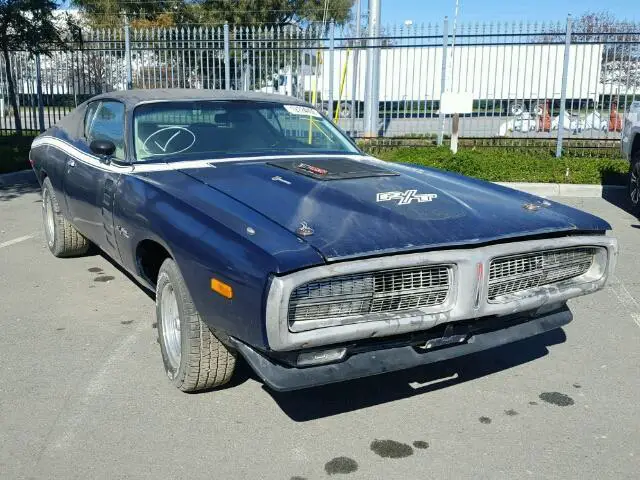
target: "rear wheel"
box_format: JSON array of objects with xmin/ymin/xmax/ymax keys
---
[
  {"xmin": 156, "ymin": 258, "xmax": 236, "ymax": 392},
  {"xmin": 629, "ymin": 151, "xmax": 640, "ymax": 215},
  {"xmin": 41, "ymin": 177, "xmax": 90, "ymax": 257}
]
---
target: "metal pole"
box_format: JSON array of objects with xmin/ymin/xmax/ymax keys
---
[
  {"xmin": 124, "ymin": 15, "xmax": 132, "ymax": 90},
  {"xmin": 224, "ymin": 22, "xmax": 231, "ymax": 90},
  {"xmin": 350, "ymin": 0, "xmax": 362, "ymax": 135},
  {"xmin": 450, "ymin": 113, "xmax": 459, "ymax": 154},
  {"xmin": 363, "ymin": 0, "xmax": 381, "ymax": 137},
  {"xmin": 328, "ymin": 22, "xmax": 335, "ymax": 121},
  {"xmin": 438, "ymin": 17, "xmax": 449, "ymax": 146},
  {"xmin": 35, "ymin": 54, "xmax": 45, "ymax": 133},
  {"xmin": 556, "ymin": 15, "xmax": 572, "ymax": 158}
]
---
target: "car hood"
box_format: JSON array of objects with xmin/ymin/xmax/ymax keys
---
[{"xmin": 179, "ymin": 155, "xmax": 611, "ymax": 261}]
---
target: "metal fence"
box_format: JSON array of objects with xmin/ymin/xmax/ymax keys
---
[{"xmin": 1, "ymin": 17, "xmax": 639, "ymax": 152}]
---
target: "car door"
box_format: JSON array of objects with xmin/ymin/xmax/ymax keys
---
[{"xmin": 63, "ymin": 100, "xmax": 127, "ymax": 261}]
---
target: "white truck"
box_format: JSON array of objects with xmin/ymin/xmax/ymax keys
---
[{"xmin": 260, "ymin": 43, "xmax": 605, "ymax": 118}]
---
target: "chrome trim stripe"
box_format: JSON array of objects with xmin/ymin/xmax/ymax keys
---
[
  {"xmin": 133, "ymin": 154, "xmax": 372, "ymax": 171},
  {"xmin": 31, "ymin": 136, "xmax": 133, "ymax": 173},
  {"xmin": 265, "ymin": 235, "xmax": 618, "ymax": 351},
  {"xmin": 32, "ymin": 135, "xmax": 373, "ymax": 173}
]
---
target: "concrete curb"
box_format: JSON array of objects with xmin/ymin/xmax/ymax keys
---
[
  {"xmin": 496, "ymin": 182, "xmax": 626, "ymax": 198},
  {"xmin": 0, "ymin": 169, "xmax": 37, "ymax": 187}
]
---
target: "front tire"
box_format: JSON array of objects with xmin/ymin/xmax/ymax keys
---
[
  {"xmin": 629, "ymin": 152, "xmax": 640, "ymax": 215},
  {"xmin": 41, "ymin": 177, "xmax": 90, "ymax": 257},
  {"xmin": 156, "ymin": 258, "xmax": 236, "ymax": 392}
]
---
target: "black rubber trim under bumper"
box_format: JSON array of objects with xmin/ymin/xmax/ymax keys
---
[{"xmin": 229, "ymin": 306, "xmax": 572, "ymax": 392}]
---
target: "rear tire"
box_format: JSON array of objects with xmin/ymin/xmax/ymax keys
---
[
  {"xmin": 629, "ymin": 151, "xmax": 640, "ymax": 215},
  {"xmin": 41, "ymin": 177, "xmax": 90, "ymax": 257},
  {"xmin": 156, "ymin": 258, "xmax": 236, "ymax": 392}
]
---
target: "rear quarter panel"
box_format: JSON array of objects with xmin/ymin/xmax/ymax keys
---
[{"xmin": 30, "ymin": 129, "xmax": 73, "ymax": 218}]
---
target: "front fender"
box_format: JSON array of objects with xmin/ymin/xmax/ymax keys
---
[{"xmin": 114, "ymin": 170, "xmax": 325, "ymax": 349}]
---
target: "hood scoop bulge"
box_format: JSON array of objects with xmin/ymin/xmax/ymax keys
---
[{"xmin": 267, "ymin": 157, "xmax": 398, "ymax": 181}]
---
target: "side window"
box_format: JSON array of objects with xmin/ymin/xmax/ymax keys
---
[
  {"xmin": 84, "ymin": 102, "xmax": 100, "ymax": 139},
  {"xmin": 258, "ymin": 108, "xmax": 283, "ymax": 133},
  {"xmin": 86, "ymin": 101, "xmax": 126, "ymax": 160}
]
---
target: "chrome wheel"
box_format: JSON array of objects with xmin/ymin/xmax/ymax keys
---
[
  {"xmin": 630, "ymin": 163, "xmax": 640, "ymax": 206},
  {"xmin": 160, "ymin": 283, "xmax": 181, "ymax": 371},
  {"xmin": 42, "ymin": 188, "xmax": 55, "ymax": 247}
]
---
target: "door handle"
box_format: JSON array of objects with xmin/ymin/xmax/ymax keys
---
[{"xmin": 67, "ymin": 159, "xmax": 76, "ymax": 168}]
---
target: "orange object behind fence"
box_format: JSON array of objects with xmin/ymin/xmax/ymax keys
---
[
  {"xmin": 609, "ymin": 100, "xmax": 623, "ymax": 132},
  {"xmin": 538, "ymin": 100, "xmax": 551, "ymax": 132}
]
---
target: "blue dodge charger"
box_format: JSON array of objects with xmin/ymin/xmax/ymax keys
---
[{"xmin": 30, "ymin": 89, "xmax": 618, "ymax": 392}]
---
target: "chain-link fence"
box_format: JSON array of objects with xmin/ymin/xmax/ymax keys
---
[{"xmin": 1, "ymin": 18, "xmax": 638, "ymax": 152}]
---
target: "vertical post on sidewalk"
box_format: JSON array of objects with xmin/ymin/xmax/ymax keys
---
[
  {"xmin": 363, "ymin": 0, "xmax": 381, "ymax": 137},
  {"xmin": 328, "ymin": 22, "xmax": 335, "ymax": 121},
  {"xmin": 556, "ymin": 15, "xmax": 572, "ymax": 158},
  {"xmin": 450, "ymin": 113, "xmax": 459, "ymax": 154},
  {"xmin": 35, "ymin": 54, "xmax": 45, "ymax": 133},
  {"xmin": 350, "ymin": 0, "xmax": 362, "ymax": 135},
  {"xmin": 438, "ymin": 17, "xmax": 449, "ymax": 146},
  {"xmin": 124, "ymin": 14, "xmax": 132, "ymax": 90},
  {"xmin": 224, "ymin": 22, "xmax": 231, "ymax": 90}
]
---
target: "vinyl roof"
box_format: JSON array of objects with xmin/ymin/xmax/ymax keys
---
[{"xmin": 91, "ymin": 89, "xmax": 310, "ymax": 107}]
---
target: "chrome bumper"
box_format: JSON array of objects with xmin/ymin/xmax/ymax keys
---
[{"xmin": 265, "ymin": 235, "xmax": 618, "ymax": 351}]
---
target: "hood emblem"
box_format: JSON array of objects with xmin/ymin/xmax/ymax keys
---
[
  {"xmin": 296, "ymin": 222, "xmax": 314, "ymax": 237},
  {"xmin": 377, "ymin": 190, "xmax": 438, "ymax": 205},
  {"xmin": 272, "ymin": 175, "xmax": 291, "ymax": 185},
  {"xmin": 297, "ymin": 163, "xmax": 328, "ymax": 176},
  {"xmin": 523, "ymin": 200, "xmax": 551, "ymax": 211}
]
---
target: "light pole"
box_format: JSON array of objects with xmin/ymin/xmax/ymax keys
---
[
  {"xmin": 363, "ymin": 0, "xmax": 381, "ymax": 137},
  {"xmin": 350, "ymin": 0, "xmax": 362, "ymax": 135}
]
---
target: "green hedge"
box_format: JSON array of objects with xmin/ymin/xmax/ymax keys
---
[
  {"xmin": 0, "ymin": 136, "xmax": 630, "ymax": 185},
  {"xmin": 0, "ymin": 135, "xmax": 36, "ymax": 175},
  {"xmin": 372, "ymin": 147, "xmax": 629, "ymax": 185}
]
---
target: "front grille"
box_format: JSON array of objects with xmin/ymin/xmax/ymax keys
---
[
  {"xmin": 488, "ymin": 247, "xmax": 596, "ymax": 301},
  {"xmin": 289, "ymin": 265, "xmax": 451, "ymax": 324}
]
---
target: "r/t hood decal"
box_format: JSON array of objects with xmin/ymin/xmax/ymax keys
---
[{"xmin": 377, "ymin": 190, "xmax": 438, "ymax": 205}]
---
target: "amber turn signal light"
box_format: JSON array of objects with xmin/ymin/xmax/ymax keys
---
[{"xmin": 211, "ymin": 278, "xmax": 233, "ymax": 299}]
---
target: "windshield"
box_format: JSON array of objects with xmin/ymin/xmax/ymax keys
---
[{"xmin": 133, "ymin": 100, "xmax": 359, "ymax": 162}]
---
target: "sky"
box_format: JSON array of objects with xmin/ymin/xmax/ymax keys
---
[{"xmin": 376, "ymin": 0, "xmax": 637, "ymax": 26}]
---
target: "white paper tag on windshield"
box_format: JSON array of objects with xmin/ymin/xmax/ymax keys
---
[{"xmin": 284, "ymin": 104, "xmax": 321, "ymax": 117}]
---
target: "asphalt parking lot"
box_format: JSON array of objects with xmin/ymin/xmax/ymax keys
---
[{"xmin": 1, "ymin": 176, "xmax": 639, "ymax": 480}]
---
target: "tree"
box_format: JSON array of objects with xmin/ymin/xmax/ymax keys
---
[
  {"xmin": 193, "ymin": 0, "xmax": 352, "ymax": 26},
  {"xmin": 68, "ymin": 51, "xmax": 127, "ymax": 95},
  {"xmin": 0, "ymin": 0, "xmax": 81, "ymax": 134},
  {"xmin": 71, "ymin": 0, "xmax": 354, "ymax": 29},
  {"xmin": 539, "ymin": 12, "xmax": 640, "ymax": 99},
  {"xmin": 71, "ymin": 0, "xmax": 180, "ymax": 28},
  {"xmin": 571, "ymin": 12, "xmax": 640, "ymax": 96}
]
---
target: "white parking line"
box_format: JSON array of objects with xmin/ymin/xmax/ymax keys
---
[
  {"xmin": 609, "ymin": 275, "xmax": 640, "ymax": 330},
  {"xmin": 0, "ymin": 234, "xmax": 36, "ymax": 249}
]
